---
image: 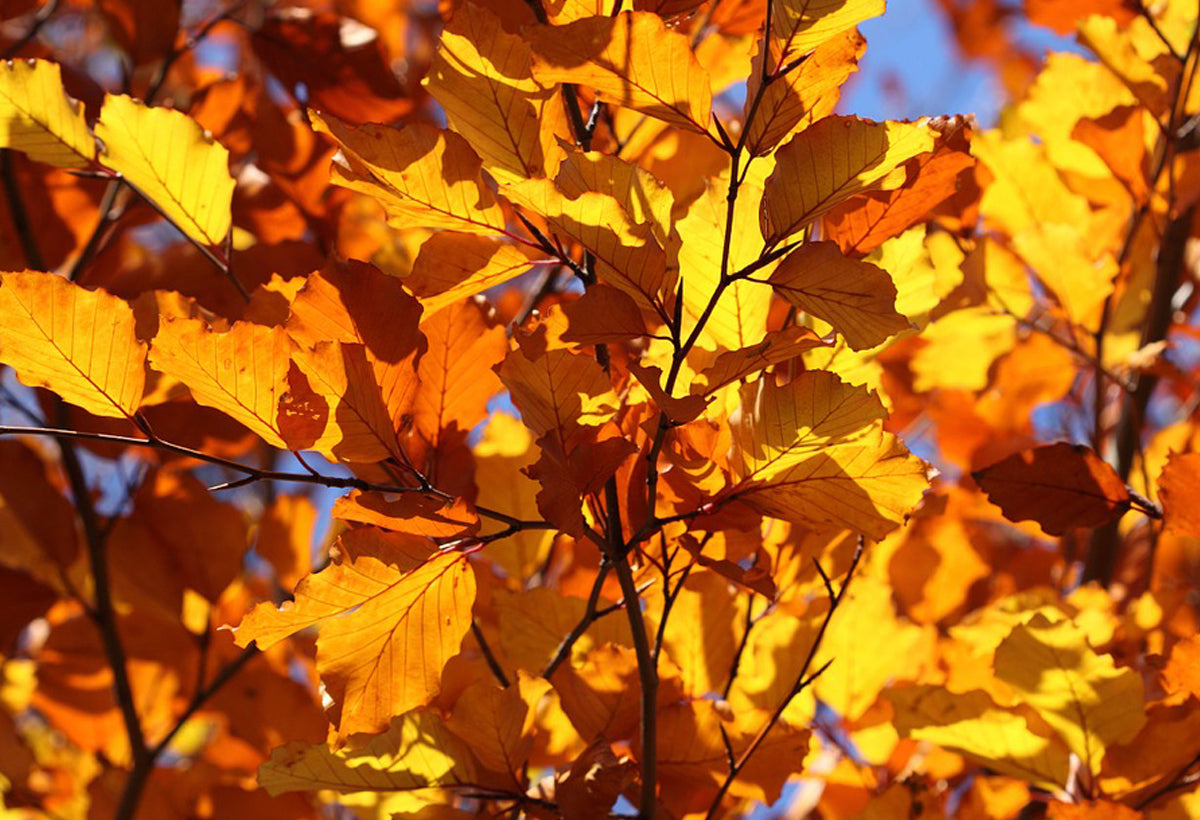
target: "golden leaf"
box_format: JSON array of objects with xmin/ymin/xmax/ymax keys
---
[
  {"xmin": 95, "ymin": 94, "xmax": 234, "ymax": 245},
  {"xmin": 771, "ymin": 0, "xmax": 884, "ymax": 61},
  {"xmin": 0, "ymin": 59, "xmax": 95, "ymax": 167},
  {"xmin": 888, "ymin": 686, "xmax": 1072, "ymax": 791},
  {"xmin": 994, "ymin": 613, "xmax": 1146, "ymax": 774},
  {"xmin": 767, "ymin": 240, "xmax": 911, "ymax": 351},
  {"xmin": 148, "ymin": 318, "xmax": 292, "ymax": 449},
  {"xmin": 761, "ymin": 116, "xmax": 935, "ymax": 246},
  {"xmin": 233, "ymin": 527, "xmax": 476, "ymax": 737},
  {"xmin": 313, "ymin": 111, "xmax": 508, "ymax": 235},
  {"xmin": 259, "ymin": 710, "xmax": 477, "ymax": 795},
  {"xmin": 425, "ymin": 3, "xmax": 567, "ymax": 183},
  {"xmin": 0, "ymin": 271, "xmax": 145, "ymax": 418},
  {"xmin": 528, "ymin": 12, "xmax": 713, "ymax": 133},
  {"xmin": 731, "ymin": 371, "xmax": 928, "ymax": 539}
]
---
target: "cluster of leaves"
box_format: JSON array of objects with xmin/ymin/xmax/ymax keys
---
[{"xmin": 1, "ymin": 0, "xmax": 1200, "ymax": 820}]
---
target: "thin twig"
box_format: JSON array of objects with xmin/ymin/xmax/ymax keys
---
[
  {"xmin": 0, "ymin": 424, "xmax": 552, "ymax": 533},
  {"xmin": 471, "ymin": 620, "xmax": 511, "ymax": 688},
  {"xmin": 543, "ymin": 562, "xmax": 612, "ymax": 678},
  {"xmin": 702, "ymin": 538, "xmax": 866, "ymax": 820}
]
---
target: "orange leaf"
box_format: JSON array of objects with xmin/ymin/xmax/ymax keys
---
[
  {"xmin": 332, "ymin": 490, "xmax": 481, "ymax": 539},
  {"xmin": 232, "ymin": 527, "xmax": 476, "ymax": 737},
  {"xmin": 0, "ymin": 271, "xmax": 146, "ymax": 419},
  {"xmin": 1159, "ymin": 452, "xmax": 1200, "ymax": 539},
  {"xmin": 527, "ymin": 12, "xmax": 713, "ymax": 133}
]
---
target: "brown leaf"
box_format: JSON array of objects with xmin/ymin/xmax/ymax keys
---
[
  {"xmin": 973, "ymin": 443, "xmax": 1132, "ymax": 536},
  {"xmin": 1159, "ymin": 452, "xmax": 1200, "ymax": 539}
]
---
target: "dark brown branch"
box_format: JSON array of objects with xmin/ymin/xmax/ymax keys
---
[
  {"xmin": 471, "ymin": 620, "xmax": 511, "ymax": 688},
  {"xmin": 0, "ymin": 424, "xmax": 553, "ymax": 533},
  {"xmin": 2, "ymin": 0, "xmax": 59, "ymax": 59},
  {"xmin": 114, "ymin": 644, "xmax": 259, "ymax": 820},
  {"xmin": 543, "ymin": 562, "xmax": 612, "ymax": 677}
]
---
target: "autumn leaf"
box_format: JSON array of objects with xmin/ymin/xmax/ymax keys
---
[
  {"xmin": 95, "ymin": 94, "xmax": 234, "ymax": 246},
  {"xmin": 527, "ymin": 12, "xmax": 713, "ymax": 134},
  {"xmin": 761, "ymin": 116, "xmax": 936, "ymax": 246},
  {"xmin": 313, "ymin": 111, "xmax": 508, "ymax": 235},
  {"xmin": 259, "ymin": 710, "xmax": 477, "ymax": 795},
  {"xmin": 973, "ymin": 443, "xmax": 1134, "ymax": 535},
  {"xmin": 993, "ymin": 613, "xmax": 1146, "ymax": 775},
  {"xmin": 0, "ymin": 271, "xmax": 145, "ymax": 418},
  {"xmin": 233, "ymin": 527, "xmax": 476, "ymax": 737},
  {"xmin": 888, "ymin": 686, "xmax": 1073, "ymax": 790},
  {"xmin": 1159, "ymin": 452, "xmax": 1200, "ymax": 539},
  {"xmin": 0, "ymin": 58, "xmax": 95, "ymax": 168},
  {"xmin": 730, "ymin": 371, "xmax": 928, "ymax": 539},
  {"xmin": 148, "ymin": 318, "xmax": 292, "ymax": 448},
  {"xmin": 767, "ymin": 240, "xmax": 911, "ymax": 350},
  {"xmin": 743, "ymin": 30, "xmax": 863, "ymax": 157},
  {"xmin": 770, "ymin": 0, "xmax": 884, "ymax": 61},
  {"xmin": 425, "ymin": 3, "xmax": 567, "ymax": 183}
]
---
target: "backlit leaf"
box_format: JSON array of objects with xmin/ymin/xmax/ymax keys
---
[
  {"xmin": 313, "ymin": 111, "xmax": 507, "ymax": 235},
  {"xmin": 233, "ymin": 527, "xmax": 476, "ymax": 737},
  {"xmin": 994, "ymin": 613, "xmax": 1146, "ymax": 773},
  {"xmin": 259, "ymin": 710, "xmax": 477, "ymax": 795},
  {"xmin": 771, "ymin": 0, "xmax": 884, "ymax": 61},
  {"xmin": 528, "ymin": 12, "xmax": 713, "ymax": 133},
  {"xmin": 148, "ymin": 318, "xmax": 292, "ymax": 449},
  {"xmin": 888, "ymin": 686, "xmax": 1072, "ymax": 790},
  {"xmin": 0, "ymin": 271, "xmax": 145, "ymax": 418},
  {"xmin": 0, "ymin": 58, "xmax": 95, "ymax": 167},
  {"xmin": 730, "ymin": 371, "xmax": 928, "ymax": 538},
  {"xmin": 767, "ymin": 240, "xmax": 911, "ymax": 350},
  {"xmin": 1159, "ymin": 452, "xmax": 1200, "ymax": 539},
  {"xmin": 973, "ymin": 443, "xmax": 1132, "ymax": 536},
  {"xmin": 761, "ymin": 116, "xmax": 935, "ymax": 246},
  {"xmin": 95, "ymin": 94, "xmax": 234, "ymax": 246},
  {"xmin": 425, "ymin": 3, "xmax": 567, "ymax": 183}
]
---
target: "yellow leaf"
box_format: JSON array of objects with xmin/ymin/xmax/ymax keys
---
[
  {"xmin": 528, "ymin": 12, "xmax": 713, "ymax": 133},
  {"xmin": 744, "ymin": 30, "xmax": 864, "ymax": 157},
  {"xmin": 407, "ymin": 234, "xmax": 551, "ymax": 316},
  {"xmin": 771, "ymin": 0, "xmax": 884, "ymax": 61},
  {"xmin": 95, "ymin": 94, "xmax": 234, "ymax": 246},
  {"xmin": 495, "ymin": 587, "xmax": 632, "ymax": 672},
  {"xmin": 761, "ymin": 116, "xmax": 935, "ymax": 246},
  {"xmin": 445, "ymin": 672, "xmax": 550, "ymax": 781},
  {"xmin": 555, "ymin": 147, "xmax": 677, "ymax": 253},
  {"xmin": 813, "ymin": 573, "xmax": 932, "ymax": 721},
  {"xmin": 473, "ymin": 414, "xmax": 554, "ymax": 583},
  {"xmin": 993, "ymin": 613, "xmax": 1146, "ymax": 774},
  {"xmin": 233, "ymin": 527, "xmax": 476, "ymax": 737},
  {"xmin": 677, "ymin": 179, "xmax": 771, "ymax": 351},
  {"xmin": 148, "ymin": 317, "xmax": 292, "ymax": 448},
  {"xmin": 503, "ymin": 178, "xmax": 674, "ymax": 312},
  {"xmin": 727, "ymin": 607, "xmax": 818, "ymax": 722},
  {"xmin": 0, "ymin": 59, "xmax": 95, "ymax": 167},
  {"xmin": 767, "ymin": 240, "xmax": 911, "ymax": 351},
  {"xmin": 655, "ymin": 571, "xmax": 744, "ymax": 698},
  {"xmin": 911, "ymin": 308, "xmax": 1016, "ymax": 392},
  {"xmin": 0, "ymin": 271, "xmax": 145, "ymax": 418},
  {"xmin": 288, "ymin": 341, "xmax": 410, "ymax": 463},
  {"xmin": 259, "ymin": 710, "xmax": 477, "ymax": 795},
  {"xmin": 887, "ymin": 686, "xmax": 1072, "ymax": 791},
  {"xmin": 313, "ymin": 111, "xmax": 508, "ymax": 235},
  {"xmin": 497, "ymin": 336, "xmax": 619, "ymax": 442},
  {"xmin": 424, "ymin": 3, "xmax": 567, "ymax": 183},
  {"xmin": 693, "ymin": 326, "xmax": 828, "ymax": 395},
  {"xmin": 414, "ymin": 301, "xmax": 507, "ymax": 446},
  {"xmin": 731, "ymin": 372, "xmax": 928, "ymax": 539}
]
